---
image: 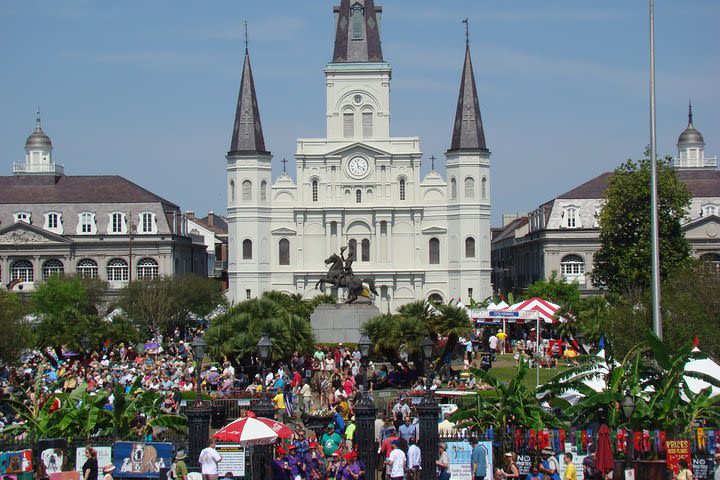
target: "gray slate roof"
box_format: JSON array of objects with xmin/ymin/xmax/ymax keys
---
[{"xmin": 0, "ymin": 175, "xmax": 179, "ymax": 207}]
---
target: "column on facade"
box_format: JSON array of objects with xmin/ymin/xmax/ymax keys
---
[
  {"xmin": 336, "ymin": 220, "xmax": 343, "ymax": 253},
  {"xmin": 374, "ymin": 221, "xmax": 381, "ymax": 263},
  {"xmin": 325, "ymin": 221, "xmax": 331, "ymax": 256},
  {"xmin": 387, "ymin": 221, "xmax": 392, "ymax": 262},
  {"xmin": 0, "ymin": 256, "xmax": 7, "ymax": 285}
]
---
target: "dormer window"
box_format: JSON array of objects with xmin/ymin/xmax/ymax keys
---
[
  {"xmin": 14, "ymin": 212, "xmax": 31, "ymax": 224},
  {"xmin": 701, "ymin": 204, "xmax": 719, "ymax": 217},
  {"xmin": 108, "ymin": 212, "xmax": 127, "ymax": 234},
  {"xmin": 44, "ymin": 212, "xmax": 63, "ymax": 234},
  {"xmin": 139, "ymin": 212, "xmax": 157, "ymax": 234},
  {"xmin": 78, "ymin": 212, "xmax": 96, "ymax": 234},
  {"xmin": 562, "ymin": 206, "xmax": 582, "ymax": 228}
]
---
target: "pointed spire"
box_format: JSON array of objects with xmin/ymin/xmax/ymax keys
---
[
  {"xmin": 332, "ymin": 0, "xmax": 383, "ymax": 63},
  {"xmin": 447, "ymin": 39, "xmax": 488, "ymax": 153},
  {"xmin": 229, "ymin": 33, "xmax": 268, "ymax": 155},
  {"xmin": 688, "ymin": 99, "xmax": 693, "ymax": 126}
]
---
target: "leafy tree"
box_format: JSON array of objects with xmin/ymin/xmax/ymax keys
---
[
  {"xmin": 204, "ymin": 291, "xmax": 315, "ymax": 364},
  {"xmin": 31, "ymin": 275, "xmax": 110, "ymax": 357},
  {"xmin": 0, "ymin": 289, "xmax": 30, "ymax": 364},
  {"xmin": 523, "ymin": 271, "xmax": 581, "ymax": 307},
  {"xmin": 593, "ymin": 156, "xmax": 692, "ymax": 293},
  {"xmin": 118, "ymin": 274, "xmax": 225, "ymax": 335}
]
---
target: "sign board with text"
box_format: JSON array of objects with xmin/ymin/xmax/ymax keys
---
[
  {"xmin": 666, "ymin": 438, "xmax": 692, "ymax": 476},
  {"xmin": 215, "ymin": 444, "xmax": 246, "ymax": 477}
]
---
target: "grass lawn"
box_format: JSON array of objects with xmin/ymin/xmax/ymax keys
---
[{"xmin": 482, "ymin": 354, "xmax": 569, "ymax": 389}]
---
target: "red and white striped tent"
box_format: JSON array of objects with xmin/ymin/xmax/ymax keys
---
[{"xmin": 505, "ymin": 297, "xmax": 566, "ymax": 324}]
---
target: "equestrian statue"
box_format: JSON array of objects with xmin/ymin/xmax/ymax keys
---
[{"xmin": 314, "ymin": 244, "xmax": 378, "ymax": 304}]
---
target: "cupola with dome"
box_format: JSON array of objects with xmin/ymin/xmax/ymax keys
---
[
  {"xmin": 13, "ymin": 110, "xmax": 64, "ymax": 176},
  {"xmin": 674, "ymin": 102, "xmax": 716, "ymax": 169}
]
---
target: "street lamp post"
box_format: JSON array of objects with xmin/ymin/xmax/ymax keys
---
[
  {"xmin": 186, "ymin": 334, "xmax": 211, "ymax": 468},
  {"xmin": 418, "ymin": 335, "xmax": 440, "ymax": 480},
  {"xmin": 251, "ymin": 335, "xmax": 275, "ymax": 480},
  {"xmin": 621, "ymin": 391, "xmax": 637, "ymax": 473},
  {"xmin": 354, "ymin": 332, "xmax": 378, "ymax": 478},
  {"xmin": 80, "ymin": 335, "xmax": 90, "ymax": 353}
]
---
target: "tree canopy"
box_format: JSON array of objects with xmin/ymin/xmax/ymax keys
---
[
  {"xmin": 0, "ymin": 289, "xmax": 30, "ymax": 365},
  {"xmin": 523, "ymin": 271, "xmax": 581, "ymax": 307},
  {"xmin": 118, "ymin": 274, "xmax": 225, "ymax": 336},
  {"xmin": 592, "ymin": 157, "xmax": 692, "ymax": 293}
]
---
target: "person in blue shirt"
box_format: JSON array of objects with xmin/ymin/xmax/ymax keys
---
[
  {"xmin": 470, "ymin": 437, "xmax": 488, "ymax": 480},
  {"xmin": 538, "ymin": 450, "xmax": 560, "ymax": 480},
  {"xmin": 526, "ymin": 464, "xmax": 544, "ymax": 480}
]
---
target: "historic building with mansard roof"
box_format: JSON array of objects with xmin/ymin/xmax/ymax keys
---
[
  {"xmin": 0, "ymin": 112, "xmax": 207, "ymax": 291},
  {"xmin": 492, "ymin": 104, "xmax": 720, "ymax": 295},
  {"xmin": 226, "ymin": 0, "xmax": 492, "ymax": 308}
]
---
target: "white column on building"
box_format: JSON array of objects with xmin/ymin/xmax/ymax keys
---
[
  {"xmin": 336, "ymin": 220, "xmax": 343, "ymax": 253},
  {"xmin": 374, "ymin": 221, "xmax": 381, "ymax": 263},
  {"xmin": 387, "ymin": 221, "xmax": 392, "ymax": 262},
  {"xmin": 325, "ymin": 221, "xmax": 331, "ymax": 255}
]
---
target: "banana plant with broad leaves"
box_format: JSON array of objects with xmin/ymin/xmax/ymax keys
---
[{"xmin": 451, "ymin": 361, "xmax": 563, "ymax": 446}]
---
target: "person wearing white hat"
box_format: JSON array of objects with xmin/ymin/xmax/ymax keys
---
[
  {"xmin": 102, "ymin": 464, "xmax": 115, "ymax": 480},
  {"xmin": 173, "ymin": 451, "xmax": 188, "ymax": 480}
]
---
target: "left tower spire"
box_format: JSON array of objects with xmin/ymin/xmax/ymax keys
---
[{"xmin": 229, "ymin": 23, "xmax": 269, "ymax": 155}]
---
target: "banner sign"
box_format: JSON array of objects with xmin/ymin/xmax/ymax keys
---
[
  {"xmin": 666, "ymin": 438, "xmax": 692, "ymax": 476},
  {"xmin": 0, "ymin": 450, "xmax": 32, "ymax": 474},
  {"xmin": 37, "ymin": 439, "xmax": 69, "ymax": 478},
  {"xmin": 76, "ymin": 447, "xmax": 112, "ymax": 480},
  {"xmin": 113, "ymin": 442, "xmax": 173, "ymax": 478},
  {"xmin": 215, "ymin": 444, "xmax": 246, "ymax": 477},
  {"xmin": 446, "ymin": 441, "xmax": 472, "ymax": 480}
]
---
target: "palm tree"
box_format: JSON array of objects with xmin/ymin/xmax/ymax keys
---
[{"xmin": 432, "ymin": 301, "xmax": 473, "ymax": 364}]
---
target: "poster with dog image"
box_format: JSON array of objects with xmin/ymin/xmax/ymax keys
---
[
  {"xmin": 113, "ymin": 442, "xmax": 172, "ymax": 478},
  {"xmin": 37, "ymin": 439, "xmax": 68, "ymax": 479}
]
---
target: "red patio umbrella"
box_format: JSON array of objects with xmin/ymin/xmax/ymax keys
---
[
  {"xmin": 212, "ymin": 416, "xmax": 293, "ymax": 446},
  {"xmin": 596, "ymin": 424, "xmax": 615, "ymax": 474}
]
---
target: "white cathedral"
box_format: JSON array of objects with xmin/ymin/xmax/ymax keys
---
[{"xmin": 226, "ymin": 0, "xmax": 492, "ymax": 310}]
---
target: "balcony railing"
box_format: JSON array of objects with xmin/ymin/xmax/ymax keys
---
[
  {"xmin": 13, "ymin": 162, "xmax": 64, "ymax": 175},
  {"xmin": 213, "ymin": 261, "xmax": 228, "ymax": 276}
]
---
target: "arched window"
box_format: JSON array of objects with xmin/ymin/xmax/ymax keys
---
[
  {"xmin": 464, "ymin": 177, "xmax": 475, "ymax": 199},
  {"xmin": 78, "ymin": 212, "xmax": 95, "ymax": 234},
  {"xmin": 399, "ymin": 178, "xmax": 406, "ymax": 201},
  {"xmin": 362, "ymin": 110, "xmax": 373, "ymax": 138},
  {"xmin": 428, "ymin": 293, "xmax": 443, "ymax": 305},
  {"xmin": 279, "ymin": 239, "xmax": 290, "ymax": 265},
  {"xmin": 312, "ymin": 180, "xmax": 318, "ymax": 202},
  {"xmin": 356, "ymin": 189, "xmax": 362, "ymax": 203},
  {"xmin": 242, "ymin": 239, "xmax": 253, "ymax": 260},
  {"xmin": 42, "ymin": 259, "xmax": 64, "ymax": 279},
  {"xmin": 11, "ymin": 260, "xmax": 34, "ymax": 282},
  {"xmin": 77, "ymin": 258, "xmax": 98, "ymax": 278},
  {"xmin": 46, "ymin": 212, "xmax": 60, "ymax": 230},
  {"xmin": 140, "ymin": 212, "xmax": 155, "ymax": 233},
  {"xmin": 350, "ymin": 2, "xmax": 364, "ymax": 40},
  {"xmin": 481, "ymin": 177, "xmax": 487, "ymax": 199},
  {"xmin": 429, "ymin": 238, "xmax": 440, "ymax": 265},
  {"xmin": 561, "ymin": 255, "xmax": 585, "ymax": 277},
  {"xmin": 361, "ymin": 239, "xmax": 370, "ymax": 262},
  {"xmin": 450, "ymin": 178, "xmax": 457, "ymax": 199},
  {"xmin": 348, "ymin": 239, "xmax": 358, "ymax": 261},
  {"xmin": 242, "ymin": 180, "xmax": 252, "ymax": 201},
  {"xmin": 465, "ymin": 237, "xmax": 476, "ymax": 258},
  {"xmin": 137, "ymin": 258, "xmax": 159, "ymax": 279},
  {"xmin": 109, "ymin": 212, "xmax": 125, "ymax": 233},
  {"xmin": 230, "ymin": 180, "xmax": 235, "ymax": 202},
  {"xmin": 260, "ymin": 180, "xmax": 267, "ymax": 201},
  {"xmin": 107, "ymin": 258, "xmax": 129, "ymax": 282},
  {"xmin": 701, "ymin": 253, "xmax": 720, "ymax": 272},
  {"xmin": 343, "ymin": 110, "xmax": 354, "ymax": 138}
]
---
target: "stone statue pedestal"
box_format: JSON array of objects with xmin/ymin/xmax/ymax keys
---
[{"xmin": 310, "ymin": 303, "xmax": 381, "ymax": 344}]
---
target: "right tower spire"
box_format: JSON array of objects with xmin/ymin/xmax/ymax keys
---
[{"xmin": 447, "ymin": 33, "xmax": 487, "ymax": 153}]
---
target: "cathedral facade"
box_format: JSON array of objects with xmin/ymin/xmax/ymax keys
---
[{"xmin": 226, "ymin": 0, "xmax": 492, "ymax": 309}]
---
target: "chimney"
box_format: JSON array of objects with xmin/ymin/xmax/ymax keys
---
[
  {"xmin": 207, "ymin": 210, "xmax": 215, "ymax": 227},
  {"xmin": 502, "ymin": 213, "xmax": 518, "ymax": 226},
  {"xmin": 186, "ymin": 211, "xmax": 195, "ymax": 220}
]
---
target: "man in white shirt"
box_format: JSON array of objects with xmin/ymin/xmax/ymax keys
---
[
  {"xmin": 384, "ymin": 440, "xmax": 406, "ymax": 480},
  {"xmin": 488, "ymin": 334, "xmax": 498, "ymax": 354},
  {"xmin": 407, "ymin": 437, "xmax": 421, "ymax": 480},
  {"xmin": 198, "ymin": 439, "xmax": 222, "ymax": 480}
]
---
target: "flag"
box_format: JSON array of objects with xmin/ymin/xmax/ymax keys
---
[{"xmin": 5, "ymin": 277, "xmax": 22, "ymax": 290}]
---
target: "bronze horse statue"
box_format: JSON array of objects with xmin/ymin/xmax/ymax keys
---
[{"xmin": 315, "ymin": 253, "xmax": 378, "ymax": 304}]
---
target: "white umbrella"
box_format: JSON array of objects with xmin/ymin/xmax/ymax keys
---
[{"xmin": 683, "ymin": 347, "xmax": 720, "ymax": 399}]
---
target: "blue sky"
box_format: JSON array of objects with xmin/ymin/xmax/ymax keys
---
[{"xmin": 1, "ymin": 1, "xmax": 717, "ymax": 225}]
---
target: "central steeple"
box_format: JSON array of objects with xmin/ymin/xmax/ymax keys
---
[
  {"xmin": 332, "ymin": 0, "xmax": 383, "ymax": 63},
  {"xmin": 447, "ymin": 40, "xmax": 488, "ymax": 153}
]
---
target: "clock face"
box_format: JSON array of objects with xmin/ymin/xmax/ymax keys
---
[{"xmin": 348, "ymin": 157, "xmax": 369, "ymax": 177}]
